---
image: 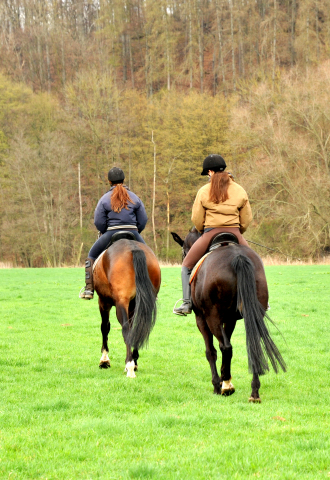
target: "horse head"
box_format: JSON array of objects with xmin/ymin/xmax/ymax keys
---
[{"xmin": 171, "ymin": 227, "xmax": 201, "ymax": 260}]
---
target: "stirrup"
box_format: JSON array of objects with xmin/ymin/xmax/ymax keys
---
[
  {"xmin": 79, "ymin": 286, "xmax": 94, "ymax": 300},
  {"xmin": 173, "ymin": 298, "xmax": 192, "ymax": 316}
]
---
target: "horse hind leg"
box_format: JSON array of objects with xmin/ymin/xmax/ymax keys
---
[
  {"xmin": 129, "ymin": 299, "xmax": 139, "ymax": 371},
  {"xmin": 116, "ymin": 304, "xmax": 136, "ymax": 378},
  {"xmin": 99, "ymin": 300, "xmax": 111, "ymax": 369},
  {"xmin": 219, "ymin": 322, "xmax": 236, "ymax": 396},
  {"xmin": 249, "ymin": 373, "xmax": 261, "ymax": 403},
  {"xmin": 132, "ymin": 349, "xmax": 139, "ymax": 371},
  {"xmin": 196, "ymin": 315, "xmax": 221, "ymax": 395}
]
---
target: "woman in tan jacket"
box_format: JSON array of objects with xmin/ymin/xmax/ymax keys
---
[{"xmin": 173, "ymin": 154, "xmax": 253, "ymax": 316}]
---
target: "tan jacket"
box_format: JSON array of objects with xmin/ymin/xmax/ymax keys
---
[{"xmin": 191, "ymin": 178, "xmax": 252, "ymax": 233}]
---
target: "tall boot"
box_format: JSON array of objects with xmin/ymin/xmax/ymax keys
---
[
  {"xmin": 79, "ymin": 258, "xmax": 94, "ymax": 300},
  {"xmin": 173, "ymin": 266, "xmax": 192, "ymax": 316}
]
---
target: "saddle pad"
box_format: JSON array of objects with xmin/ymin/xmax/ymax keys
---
[
  {"xmin": 189, "ymin": 251, "xmax": 212, "ymax": 284},
  {"xmin": 93, "ymin": 250, "xmax": 106, "ymax": 272}
]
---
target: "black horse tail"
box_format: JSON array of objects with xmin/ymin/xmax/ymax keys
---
[
  {"xmin": 231, "ymin": 254, "xmax": 286, "ymax": 376},
  {"xmin": 127, "ymin": 248, "xmax": 157, "ymax": 350}
]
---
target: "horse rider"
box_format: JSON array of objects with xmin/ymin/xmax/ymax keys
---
[
  {"xmin": 173, "ymin": 154, "xmax": 253, "ymax": 316},
  {"xmin": 80, "ymin": 167, "xmax": 148, "ymax": 300}
]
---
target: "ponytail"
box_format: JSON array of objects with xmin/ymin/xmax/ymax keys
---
[
  {"xmin": 110, "ymin": 184, "xmax": 135, "ymax": 213},
  {"xmin": 209, "ymin": 171, "xmax": 230, "ymax": 204}
]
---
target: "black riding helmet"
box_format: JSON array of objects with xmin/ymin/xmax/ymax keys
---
[
  {"xmin": 108, "ymin": 167, "xmax": 125, "ymax": 184},
  {"xmin": 201, "ymin": 154, "xmax": 227, "ymax": 175}
]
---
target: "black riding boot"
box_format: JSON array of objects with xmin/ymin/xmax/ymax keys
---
[
  {"xmin": 79, "ymin": 258, "xmax": 94, "ymax": 300},
  {"xmin": 173, "ymin": 266, "xmax": 192, "ymax": 316}
]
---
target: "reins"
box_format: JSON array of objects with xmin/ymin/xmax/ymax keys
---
[{"xmin": 246, "ymin": 239, "xmax": 302, "ymax": 262}]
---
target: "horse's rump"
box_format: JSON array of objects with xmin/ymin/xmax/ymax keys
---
[
  {"xmin": 94, "ymin": 240, "xmax": 160, "ymax": 302},
  {"xmin": 192, "ymin": 244, "xmax": 268, "ymax": 310}
]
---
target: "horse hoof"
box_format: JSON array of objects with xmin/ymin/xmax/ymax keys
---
[
  {"xmin": 221, "ymin": 379, "xmax": 235, "ymax": 396},
  {"xmin": 99, "ymin": 361, "xmax": 110, "ymax": 369},
  {"xmin": 213, "ymin": 386, "xmax": 221, "ymax": 395},
  {"xmin": 248, "ymin": 397, "xmax": 261, "ymax": 403},
  {"xmin": 125, "ymin": 361, "xmax": 136, "ymax": 378},
  {"xmin": 221, "ymin": 388, "xmax": 235, "ymax": 396}
]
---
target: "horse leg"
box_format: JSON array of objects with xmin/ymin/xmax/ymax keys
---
[
  {"xmin": 99, "ymin": 299, "xmax": 111, "ymax": 369},
  {"xmin": 116, "ymin": 304, "xmax": 136, "ymax": 378},
  {"xmin": 219, "ymin": 321, "xmax": 236, "ymax": 396},
  {"xmin": 196, "ymin": 315, "xmax": 221, "ymax": 395},
  {"xmin": 132, "ymin": 349, "xmax": 139, "ymax": 371},
  {"xmin": 129, "ymin": 299, "xmax": 139, "ymax": 372},
  {"xmin": 249, "ymin": 373, "xmax": 261, "ymax": 403}
]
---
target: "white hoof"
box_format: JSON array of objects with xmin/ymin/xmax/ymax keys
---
[
  {"xmin": 221, "ymin": 378, "xmax": 235, "ymax": 395},
  {"xmin": 125, "ymin": 360, "xmax": 136, "ymax": 378},
  {"xmin": 99, "ymin": 351, "xmax": 110, "ymax": 368}
]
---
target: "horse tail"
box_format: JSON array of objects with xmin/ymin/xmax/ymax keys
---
[
  {"xmin": 127, "ymin": 248, "xmax": 157, "ymax": 350},
  {"xmin": 231, "ymin": 254, "xmax": 286, "ymax": 376}
]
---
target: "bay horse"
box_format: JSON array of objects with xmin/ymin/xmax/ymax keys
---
[
  {"xmin": 171, "ymin": 228, "xmax": 286, "ymax": 402},
  {"xmin": 93, "ymin": 238, "xmax": 161, "ymax": 377}
]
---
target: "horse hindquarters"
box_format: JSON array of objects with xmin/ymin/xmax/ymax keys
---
[{"xmin": 231, "ymin": 253, "xmax": 286, "ymax": 401}]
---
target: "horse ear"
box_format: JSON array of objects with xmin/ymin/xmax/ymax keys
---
[{"xmin": 171, "ymin": 232, "xmax": 184, "ymax": 247}]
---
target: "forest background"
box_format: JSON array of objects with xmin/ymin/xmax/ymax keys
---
[{"xmin": 1, "ymin": 0, "xmax": 330, "ymax": 267}]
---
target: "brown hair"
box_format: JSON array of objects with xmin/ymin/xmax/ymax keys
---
[
  {"xmin": 209, "ymin": 171, "xmax": 230, "ymax": 203},
  {"xmin": 110, "ymin": 184, "xmax": 135, "ymax": 213}
]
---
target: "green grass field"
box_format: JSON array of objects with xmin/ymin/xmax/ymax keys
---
[{"xmin": 0, "ymin": 265, "xmax": 329, "ymax": 480}]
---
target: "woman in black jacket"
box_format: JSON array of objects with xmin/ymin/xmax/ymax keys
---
[{"xmin": 79, "ymin": 167, "xmax": 148, "ymax": 300}]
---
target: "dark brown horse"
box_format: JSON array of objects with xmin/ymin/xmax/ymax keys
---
[
  {"xmin": 93, "ymin": 239, "xmax": 161, "ymax": 377},
  {"xmin": 172, "ymin": 228, "xmax": 286, "ymax": 401}
]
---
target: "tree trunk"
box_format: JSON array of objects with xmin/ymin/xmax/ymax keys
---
[
  {"xmin": 315, "ymin": 5, "xmax": 320, "ymax": 63},
  {"xmin": 46, "ymin": 40, "xmax": 51, "ymax": 93},
  {"xmin": 163, "ymin": 4, "xmax": 171, "ymax": 91},
  {"xmin": 122, "ymin": 34, "xmax": 127, "ymax": 83},
  {"xmin": 291, "ymin": 0, "xmax": 296, "ymax": 66},
  {"xmin": 37, "ymin": 34, "xmax": 44, "ymax": 90},
  {"xmin": 272, "ymin": 0, "xmax": 277, "ymax": 87},
  {"xmin": 129, "ymin": 35, "xmax": 135, "ymax": 88},
  {"xmin": 229, "ymin": 0, "xmax": 236, "ymax": 91},
  {"xmin": 306, "ymin": 12, "xmax": 310, "ymax": 75},
  {"xmin": 197, "ymin": 0, "xmax": 204, "ymax": 93},
  {"xmin": 151, "ymin": 131, "xmax": 158, "ymax": 256},
  {"xmin": 78, "ymin": 162, "xmax": 82, "ymax": 231},
  {"xmin": 238, "ymin": 6, "xmax": 245, "ymax": 77},
  {"xmin": 215, "ymin": 0, "xmax": 226, "ymax": 93},
  {"xmin": 188, "ymin": 0, "xmax": 193, "ymax": 89},
  {"xmin": 166, "ymin": 189, "xmax": 170, "ymax": 262}
]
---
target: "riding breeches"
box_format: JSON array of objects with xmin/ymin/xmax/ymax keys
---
[
  {"xmin": 182, "ymin": 227, "xmax": 249, "ymax": 270},
  {"xmin": 88, "ymin": 229, "xmax": 146, "ymax": 260}
]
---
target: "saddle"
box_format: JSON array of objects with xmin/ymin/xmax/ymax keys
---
[
  {"xmin": 190, "ymin": 232, "xmax": 239, "ymax": 284},
  {"xmin": 208, "ymin": 232, "xmax": 239, "ymax": 251},
  {"xmin": 93, "ymin": 231, "xmax": 137, "ymax": 272},
  {"xmin": 108, "ymin": 230, "xmax": 136, "ymax": 246}
]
